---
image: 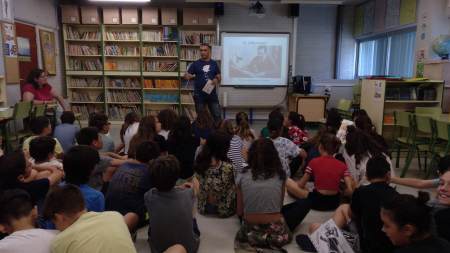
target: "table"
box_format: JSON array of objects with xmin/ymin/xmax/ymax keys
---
[{"xmin": 288, "ymin": 94, "xmax": 328, "ymax": 122}]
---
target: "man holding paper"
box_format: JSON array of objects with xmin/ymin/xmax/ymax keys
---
[{"xmin": 184, "ymin": 43, "xmax": 222, "ymax": 122}]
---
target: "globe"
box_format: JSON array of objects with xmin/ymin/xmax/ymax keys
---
[{"xmin": 432, "ymin": 35, "xmax": 450, "ymax": 59}]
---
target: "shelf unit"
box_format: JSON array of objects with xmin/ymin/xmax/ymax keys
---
[
  {"xmin": 360, "ymin": 79, "xmax": 445, "ymax": 138},
  {"xmin": 0, "ymin": 76, "xmax": 6, "ymax": 108},
  {"xmin": 63, "ymin": 22, "xmax": 217, "ymax": 121}
]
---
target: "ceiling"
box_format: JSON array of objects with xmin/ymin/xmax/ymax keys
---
[{"xmin": 60, "ymin": 0, "xmax": 367, "ymax": 5}]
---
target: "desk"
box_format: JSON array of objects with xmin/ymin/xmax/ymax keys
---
[{"xmin": 288, "ymin": 94, "xmax": 328, "ymax": 122}]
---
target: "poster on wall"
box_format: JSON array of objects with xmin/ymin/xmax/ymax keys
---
[
  {"xmin": 17, "ymin": 37, "xmax": 31, "ymax": 62},
  {"xmin": 39, "ymin": 29, "xmax": 56, "ymax": 75},
  {"xmin": 0, "ymin": 0, "xmax": 13, "ymax": 22},
  {"xmin": 2, "ymin": 22, "xmax": 16, "ymax": 57}
]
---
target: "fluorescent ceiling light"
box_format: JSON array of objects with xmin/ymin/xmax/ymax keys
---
[
  {"xmin": 280, "ymin": 0, "xmax": 344, "ymax": 4},
  {"xmin": 88, "ymin": 0, "xmax": 151, "ymax": 2}
]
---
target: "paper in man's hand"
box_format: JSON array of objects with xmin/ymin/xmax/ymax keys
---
[{"xmin": 202, "ymin": 80, "xmax": 215, "ymax": 95}]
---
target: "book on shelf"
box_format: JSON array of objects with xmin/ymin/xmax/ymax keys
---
[
  {"xmin": 181, "ymin": 79, "xmax": 194, "ymax": 90},
  {"xmin": 105, "ymin": 59, "xmax": 139, "ymax": 71},
  {"xmin": 144, "ymin": 79, "xmax": 179, "ymax": 89},
  {"xmin": 109, "ymin": 105, "xmax": 141, "ymax": 120},
  {"xmin": 69, "ymin": 59, "xmax": 102, "ymax": 71},
  {"xmin": 180, "ymin": 61, "xmax": 194, "ymax": 72},
  {"xmin": 104, "ymin": 45, "xmax": 140, "ymax": 56},
  {"xmin": 105, "ymin": 31, "xmax": 139, "ymax": 41},
  {"xmin": 71, "ymin": 105, "xmax": 103, "ymax": 120},
  {"xmin": 142, "ymin": 30, "xmax": 162, "ymax": 42},
  {"xmin": 107, "ymin": 90, "xmax": 142, "ymax": 103},
  {"xmin": 66, "ymin": 26, "xmax": 100, "ymax": 40},
  {"xmin": 71, "ymin": 91, "xmax": 104, "ymax": 102},
  {"xmin": 180, "ymin": 31, "xmax": 216, "ymax": 45},
  {"xmin": 144, "ymin": 92, "xmax": 179, "ymax": 103},
  {"xmin": 70, "ymin": 78, "xmax": 103, "ymax": 87},
  {"xmin": 180, "ymin": 93, "xmax": 194, "ymax": 104},
  {"xmin": 143, "ymin": 60, "xmax": 178, "ymax": 72},
  {"xmin": 109, "ymin": 78, "xmax": 140, "ymax": 88},
  {"xmin": 68, "ymin": 45, "xmax": 99, "ymax": 56},
  {"xmin": 145, "ymin": 105, "xmax": 178, "ymax": 117},
  {"xmin": 183, "ymin": 107, "xmax": 197, "ymax": 122},
  {"xmin": 142, "ymin": 44, "xmax": 177, "ymax": 57},
  {"xmin": 162, "ymin": 27, "xmax": 178, "ymax": 41},
  {"xmin": 180, "ymin": 48, "xmax": 199, "ymax": 60}
]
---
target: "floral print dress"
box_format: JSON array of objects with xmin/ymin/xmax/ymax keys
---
[{"xmin": 195, "ymin": 161, "xmax": 236, "ymax": 218}]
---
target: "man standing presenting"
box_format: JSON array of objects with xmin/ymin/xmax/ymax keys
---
[{"xmin": 184, "ymin": 43, "xmax": 222, "ymax": 122}]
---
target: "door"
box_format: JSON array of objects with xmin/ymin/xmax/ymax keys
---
[{"xmin": 15, "ymin": 22, "xmax": 38, "ymax": 92}]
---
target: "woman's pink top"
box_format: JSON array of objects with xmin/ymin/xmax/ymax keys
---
[{"xmin": 22, "ymin": 83, "xmax": 54, "ymax": 101}]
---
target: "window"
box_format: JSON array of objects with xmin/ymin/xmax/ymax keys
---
[{"xmin": 357, "ymin": 30, "xmax": 416, "ymax": 78}]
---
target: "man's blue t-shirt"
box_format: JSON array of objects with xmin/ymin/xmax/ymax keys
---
[{"xmin": 187, "ymin": 59, "xmax": 220, "ymax": 100}]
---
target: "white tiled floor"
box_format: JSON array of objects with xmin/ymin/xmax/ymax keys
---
[{"xmin": 106, "ymin": 122, "xmax": 433, "ymax": 253}]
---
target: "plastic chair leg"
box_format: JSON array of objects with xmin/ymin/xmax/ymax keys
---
[
  {"xmin": 395, "ymin": 145, "xmax": 401, "ymax": 168},
  {"xmin": 401, "ymin": 146, "xmax": 415, "ymax": 178}
]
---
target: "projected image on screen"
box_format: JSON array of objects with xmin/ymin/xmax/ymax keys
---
[{"xmin": 222, "ymin": 33, "xmax": 289, "ymax": 86}]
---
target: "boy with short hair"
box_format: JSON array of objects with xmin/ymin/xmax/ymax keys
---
[
  {"xmin": 22, "ymin": 116, "xmax": 64, "ymax": 158},
  {"xmin": 106, "ymin": 141, "xmax": 160, "ymax": 229},
  {"xmin": 43, "ymin": 184, "xmax": 136, "ymax": 253},
  {"xmin": 64, "ymin": 145, "xmax": 104, "ymax": 212},
  {"xmin": 145, "ymin": 155, "xmax": 199, "ymax": 253},
  {"xmin": 76, "ymin": 127, "xmax": 126, "ymax": 191},
  {"xmin": 89, "ymin": 112, "xmax": 115, "ymax": 153},
  {"xmin": 0, "ymin": 189, "xmax": 57, "ymax": 253},
  {"xmin": 29, "ymin": 136, "xmax": 63, "ymax": 171},
  {"xmin": 54, "ymin": 111, "xmax": 79, "ymax": 153}
]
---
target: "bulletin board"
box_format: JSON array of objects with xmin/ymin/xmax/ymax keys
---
[{"xmin": 0, "ymin": 22, "xmax": 19, "ymax": 83}]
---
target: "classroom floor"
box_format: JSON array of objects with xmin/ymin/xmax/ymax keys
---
[{"xmin": 106, "ymin": 122, "xmax": 431, "ymax": 253}]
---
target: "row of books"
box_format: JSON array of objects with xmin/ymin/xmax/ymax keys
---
[
  {"xmin": 143, "ymin": 79, "xmax": 180, "ymax": 89},
  {"xmin": 66, "ymin": 27, "xmax": 100, "ymax": 40},
  {"xmin": 71, "ymin": 91, "xmax": 104, "ymax": 102},
  {"xmin": 142, "ymin": 45, "xmax": 177, "ymax": 57},
  {"xmin": 143, "ymin": 60, "xmax": 178, "ymax": 72},
  {"xmin": 141, "ymin": 30, "xmax": 162, "ymax": 42},
  {"xmin": 180, "ymin": 48, "xmax": 200, "ymax": 60},
  {"xmin": 69, "ymin": 59, "xmax": 102, "ymax": 71},
  {"xmin": 71, "ymin": 105, "xmax": 103, "ymax": 120},
  {"xmin": 109, "ymin": 105, "xmax": 141, "ymax": 121},
  {"xmin": 107, "ymin": 90, "xmax": 142, "ymax": 103},
  {"xmin": 180, "ymin": 31, "xmax": 216, "ymax": 45},
  {"xmin": 144, "ymin": 92, "xmax": 179, "ymax": 103},
  {"xmin": 183, "ymin": 107, "xmax": 197, "ymax": 122},
  {"xmin": 68, "ymin": 45, "xmax": 99, "ymax": 56},
  {"xmin": 105, "ymin": 31, "xmax": 139, "ymax": 41},
  {"xmin": 108, "ymin": 78, "xmax": 140, "ymax": 88},
  {"xmin": 105, "ymin": 59, "xmax": 140, "ymax": 71},
  {"xmin": 70, "ymin": 78, "xmax": 103, "ymax": 87},
  {"xmin": 181, "ymin": 79, "xmax": 194, "ymax": 90},
  {"xmin": 162, "ymin": 27, "xmax": 178, "ymax": 41},
  {"xmin": 145, "ymin": 105, "xmax": 178, "ymax": 117},
  {"xmin": 104, "ymin": 45, "xmax": 140, "ymax": 56}
]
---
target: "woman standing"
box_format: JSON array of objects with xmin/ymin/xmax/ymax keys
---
[{"xmin": 22, "ymin": 68, "xmax": 67, "ymax": 110}]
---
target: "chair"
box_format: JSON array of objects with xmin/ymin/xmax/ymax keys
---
[
  {"xmin": 8, "ymin": 101, "xmax": 33, "ymax": 146},
  {"xmin": 32, "ymin": 104, "xmax": 47, "ymax": 118},
  {"xmin": 415, "ymin": 107, "xmax": 442, "ymax": 117},
  {"xmin": 336, "ymin": 99, "xmax": 352, "ymax": 119},
  {"xmin": 428, "ymin": 120, "xmax": 450, "ymax": 178}
]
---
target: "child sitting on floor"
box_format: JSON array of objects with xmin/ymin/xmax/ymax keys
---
[
  {"xmin": 194, "ymin": 131, "xmax": 236, "ymax": 218},
  {"xmin": 145, "ymin": 155, "xmax": 200, "ymax": 253},
  {"xmin": 53, "ymin": 111, "xmax": 79, "ymax": 153},
  {"xmin": 63, "ymin": 145, "xmax": 104, "ymax": 212},
  {"xmin": 43, "ymin": 184, "xmax": 136, "ymax": 253},
  {"xmin": 29, "ymin": 136, "xmax": 63, "ymax": 171},
  {"xmin": 22, "ymin": 116, "xmax": 64, "ymax": 158},
  {"xmin": 285, "ymin": 111, "xmax": 308, "ymax": 146},
  {"xmin": 89, "ymin": 112, "xmax": 115, "ymax": 153},
  {"xmin": 235, "ymin": 138, "xmax": 292, "ymax": 251},
  {"xmin": 0, "ymin": 189, "xmax": 57, "ymax": 253}
]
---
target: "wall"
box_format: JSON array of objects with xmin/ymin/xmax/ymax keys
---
[
  {"xmin": 3, "ymin": 0, "xmax": 63, "ymax": 106},
  {"xmin": 296, "ymin": 5, "xmax": 338, "ymax": 82},
  {"xmin": 336, "ymin": 5, "xmax": 357, "ymax": 79}
]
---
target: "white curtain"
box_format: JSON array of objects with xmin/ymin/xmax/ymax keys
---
[{"xmin": 388, "ymin": 31, "xmax": 416, "ymax": 77}]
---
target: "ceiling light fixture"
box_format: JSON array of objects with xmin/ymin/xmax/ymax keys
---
[{"xmin": 88, "ymin": 0, "xmax": 151, "ymax": 3}]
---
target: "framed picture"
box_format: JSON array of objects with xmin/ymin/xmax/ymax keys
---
[
  {"xmin": 39, "ymin": 29, "xmax": 56, "ymax": 75},
  {"xmin": 0, "ymin": 0, "xmax": 13, "ymax": 22},
  {"xmin": 17, "ymin": 36, "xmax": 31, "ymax": 61}
]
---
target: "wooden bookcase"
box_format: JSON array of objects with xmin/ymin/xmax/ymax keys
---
[
  {"xmin": 63, "ymin": 21, "xmax": 217, "ymax": 121},
  {"xmin": 0, "ymin": 76, "xmax": 6, "ymax": 107},
  {"xmin": 360, "ymin": 79, "xmax": 444, "ymax": 138}
]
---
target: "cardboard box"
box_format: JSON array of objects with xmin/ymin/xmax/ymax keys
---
[
  {"xmin": 121, "ymin": 7, "xmax": 138, "ymax": 24},
  {"xmin": 183, "ymin": 8, "xmax": 199, "ymax": 25},
  {"xmin": 161, "ymin": 8, "xmax": 177, "ymax": 25},
  {"xmin": 198, "ymin": 8, "xmax": 215, "ymax": 25},
  {"xmin": 142, "ymin": 7, "xmax": 159, "ymax": 25},
  {"xmin": 81, "ymin": 6, "xmax": 99, "ymax": 24},
  {"xmin": 61, "ymin": 5, "xmax": 80, "ymax": 24},
  {"xmin": 103, "ymin": 7, "xmax": 120, "ymax": 24}
]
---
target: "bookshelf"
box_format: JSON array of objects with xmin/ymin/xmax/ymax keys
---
[
  {"xmin": 360, "ymin": 79, "xmax": 444, "ymax": 139},
  {"xmin": 63, "ymin": 21, "xmax": 217, "ymax": 121},
  {"xmin": 0, "ymin": 76, "xmax": 6, "ymax": 108}
]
